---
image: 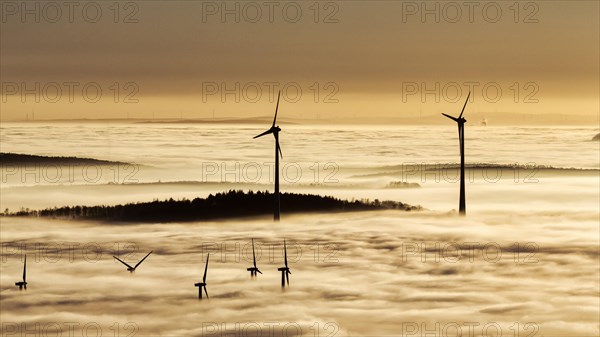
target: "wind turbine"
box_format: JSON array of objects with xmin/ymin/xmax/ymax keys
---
[
  {"xmin": 194, "ymin": 253, "xmax": 210, "ymax": 300},
  {"xmin": 277, "ymin": 240, "xmax": 291, "ymax": 288},
  {"xmin": 442, "ymin": 91, "xmax": 470, "ymax": 215},
  {"xmin": 246, "ymin": 239, "xmax": 262, "ymax": 278},
  {"xmin": 113, "ymin": 251, "xmax": 153, "ymax": 273},
  {"xmin": 254, "ymin": 91, "xmax": 283, "ymax": 221},
  {"xmin": 15, "ymin": 255, "xmax": 27, "ymax": 290}
]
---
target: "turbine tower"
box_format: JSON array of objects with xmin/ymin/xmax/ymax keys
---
[
  {"xmin": 195, "ymin": 253, "xmax": 210, "ymax": 300},
  {"xmin": 442, "ymin": 91, "xmax": 470, "ymax": 215},
  {"xmin": 277, "ymin": 240, "xmax": 291, "ymax": 287},
  {"xmin": 246, "ymin": 239, "xmax": 262, "ymax": 278},
  {"xmin": 254, "ymin": 91, "xmax": 283, "ymax": 221},
  {"xmin": 15, "ymin": 255, "xmax": 27, "ymax": 290}
]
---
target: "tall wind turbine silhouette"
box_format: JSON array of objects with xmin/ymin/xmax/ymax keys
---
[
  {"xmin": 113, "ymin": 251, "xmax": 152, "ymax": 273},
  {"xmin": 442, "ymin": 91, "xmax": 470, "ymax": 215},
  {"xmin": 195, "ymin": 253, "xmax": 210, "ymax": 300},
  {"xmin": 254, "ymin": 91, "xmax": 283, "ymax": 221},
  {"xmin": 277, "ymin": 240, "xmax": 291, "ymax": 288},
  {"xmin": 246, "ymin": 239, "xmax": 262, "ymax": 278},
  {"xmin": 15, "ymin": 255, "xmax": 27, "ymax": 290}
]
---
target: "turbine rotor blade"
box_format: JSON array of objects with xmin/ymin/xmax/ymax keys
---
[
  {"xmin": 442, "ymin": 113, "xmax": 459, "ymax": 122},
  {"xmin": 23, "ymin": 255, "xmax": 26, "ymax": 282},
  {"xmin": 203, "ymin": 253, "xmax": 210, "ymax": 283},
  {"xmin": 254, "ymin": 129, "xmax": 273, "ymax": 139},
  {"xmin": 252, "ymin": 239, "xmax": 257, "ymax": 268},
  {"xmin": 113, "ymin": 256, "xmax": 134, "ymax": 269},
  {"xmin": 286, "ymin": 271, "xmax": 290, "ymax": 285},
  {"xmin": 257, "ymin": 269, "xmax": 263, "ymax": 274},
  {"xmin": 284, "ymin": 240, "xmax": 288, "ymax": 268},
  {"xmin": 135, "ymin": 251, "xmax": 153, "ymax": 269},
  {"xmin": 276, "ymin": 137, "xmax": 283, "ymax": 158},
  {"xmin": 204, "ymin": 286, "xmax": 209, "ymax": 299},
  {"xmin": 272, "ymin": 91, "xmax": 281, "ymax": 127},
  {"xmin": 459, "ymin": 91, "xmax": 471, "ymax": 119}
]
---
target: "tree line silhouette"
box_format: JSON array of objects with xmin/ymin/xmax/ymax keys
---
[
  {"xmin": 0, "ymin": 152, "xmax": 128, "ymax": 166},
  {"xmin": 6, "ymin": 190, "xmax": 421, "ymax": 222}
]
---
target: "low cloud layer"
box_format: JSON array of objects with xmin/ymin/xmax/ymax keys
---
[{"xmin": 1, "ymin": 208, "xmax": 598, "ymax": 336}]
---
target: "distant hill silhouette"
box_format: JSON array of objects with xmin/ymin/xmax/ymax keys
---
[
  {"xmin": 0, "ymin": 153, "xmax": 129, "ymax": 166},
  {"xmin": 5, "ymin": 190, "xmax": 422, "ymax": 222},
  {"xmin": 386, "ymin": 181, "xmax": 421, "ymax": 189}
]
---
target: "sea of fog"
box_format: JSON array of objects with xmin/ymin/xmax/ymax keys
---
[{"xmin": 0, "ymin": 122, "xmax": 598, "ymax": 336}]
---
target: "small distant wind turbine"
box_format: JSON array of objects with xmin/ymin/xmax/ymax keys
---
[
  {"xmin": 113, "ymin": 251, "xmax": 153, "ymax": 273},
  {"xmin": 254, "ymin": 91, "xmax": 283, "ymax": 221},
  {"xmin": 15, "ymin": 255, "xmax": 27, "ymax": 290},
  {"xmin": 246, "ymin": 239, "xmax": 262, "ymax": 278},
  {"xmin": 442, "ymin": 91, "xmax": 470, "ymax": 215},
  {"xmin": 277, "ymin": 240, "xmax": 291, "ymax": 287},
  {"xmin": 195, "ymin": 253, "xmax": 210, "ymax": 300}
]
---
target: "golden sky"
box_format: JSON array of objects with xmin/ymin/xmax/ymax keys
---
[{"xmin": 1, "ymin": 1, "xmax": 598, "ymax": 123}]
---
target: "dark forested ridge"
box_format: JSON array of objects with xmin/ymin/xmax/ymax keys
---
[
  {"xmin": 6, "ymin": 190, "xmax": 422, "ymax": 223},
  {"xmin": 0, "ymin": 153, "xmax": 129, "ymax": 166}
]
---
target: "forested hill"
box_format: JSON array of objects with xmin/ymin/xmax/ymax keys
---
[
  {"xmin": 0, "ymin": 153, "xmax": 129, "ymax": 166},
  {"xmin": 7, "ymin": 190, "xmax": 422, "ymax": 223}
]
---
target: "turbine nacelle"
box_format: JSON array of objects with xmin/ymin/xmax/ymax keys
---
[
  {"xmin": 254, "ymin": 126, "xmax": 281, "ymax": 139},
  {"xmin": 246, "ymin": 267, "xmax": 262, "ymax": 273},
  {"xmin": 247, "ymin": 267, "xmax": 262, "ymax": 277},
  {"xmin": 15, "ymin": 281, "xmax": 27, "ymax": 290},
  {"xmin": 442, "ymin": 114, "xmax": 467, "ymax": 124},
  {"xmin": 441, "ymin": 92, "xmax": 470, "ymax": 125}
]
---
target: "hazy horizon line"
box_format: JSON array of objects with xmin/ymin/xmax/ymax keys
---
[{"xmin": 1, "ymin": 115, "xmax": 598, "ymax": 126}]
